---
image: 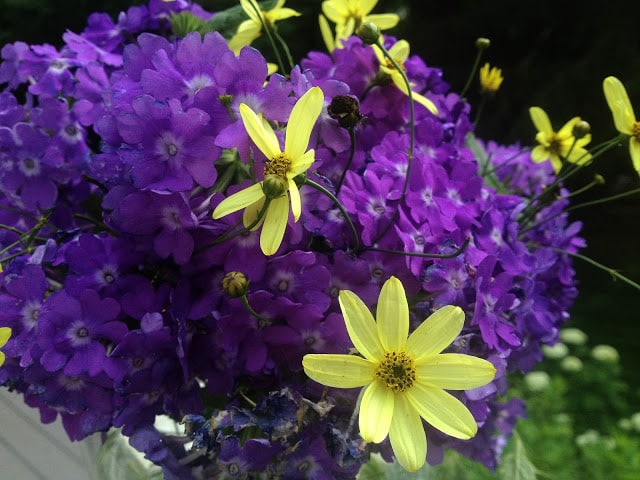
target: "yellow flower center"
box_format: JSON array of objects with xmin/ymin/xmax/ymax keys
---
[
  {"xmin": 264, "ymin": 153, "xmax": 291, "ymax": 178},
  {"xmin": 375, "ymin": 351, "xmax": 416, "ymax": 393},
  {"xmin": 633, "ymin": 121, "xmax": 640, "ymax": 139}
]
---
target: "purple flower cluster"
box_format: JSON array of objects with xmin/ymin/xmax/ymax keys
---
[{"xmin": 0, "ymin": 2, "xmax": 582, "ymax": 478}]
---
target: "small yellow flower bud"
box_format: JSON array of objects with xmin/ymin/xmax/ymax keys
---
[
  {"xmin": 591, "ymin": 344, "xmax": 619, "ymax": 363},
  {"xmin": 542, "ymin": 342, "xmax": 568, "ymax": 359},
  {"xmin": 572, "ymin": 120, "xmax": 591, "ymax": 139},
  {"xmin": 221, "ymin": 271, "xmax": 249, "ymax": 298},
  {"xmin": 262, "ymin": 174, "xmax": 288, "ymax": 199},
  {"xmin": 524, "ymin": 371, "xmax": 550, "ymax": 391},
  {"xmin": 357, "ymin": 22, "xmax": 381, "ymax": 45},
  {"xmin": 594, "ymin": 174, "xmax": 605, "ymax": 185},
  {"xmin": 479, "ymin": 63, "xmax": 504, "ymax": 95},
  {"xmin": 560, "ymin": 355, "xmax": 583, "ymax": 372},
  {"xmin": 559, "ymin": 327, "xmax": 588, "ymax": 345},
  {"xmin": 475, "ymin": 37, "xmax": 491, "ymax": 50}
]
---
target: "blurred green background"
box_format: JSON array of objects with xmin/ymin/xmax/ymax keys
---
[{"xmin": 1, "ymin": 0, "xmax": 638, "ymax": 384}]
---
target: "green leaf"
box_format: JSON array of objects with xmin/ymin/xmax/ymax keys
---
[
  {"xmin": 95, "ymin": 429, "xmax": 162, "ymax": 480},
  {"xmin": 497, "ymin": 434, "xmax": 538, "ymax": 480},
  {"xmin": 200, "ymin": 0, "xmax": 279, "ymax": 39},
  {"xmin": 466, "ymin": 132, "xmax": 505, "ymax": 192},
  {"xmin": 170, "ymin": 12, "xmax": 208, "ymax": 37}
]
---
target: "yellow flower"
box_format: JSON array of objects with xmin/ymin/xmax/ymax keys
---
[
  {"xmin": 479, "ymin": 63, "xmax": 504, "ymax": 94},
  {"xmin": 529, "ymin": 106, "xmax": 592, "ymax": 173},
  {"xmin": 322, "ymin": 0, "xmax": 399, "ymax": 43},
  {"xmin": 229, "ymin": 0, "xmax": 301, "ymax": 54},
  {"xmin": 302, "ymin": 276, "xmax": 496, "ymax": 472},
  {"xmin": 372, "ymin": 40, "xmax": 438, "ymax": 115},
  {"xmin": 212, "ymin": 87, "xmax": 324, "ymax": 256},
  {"xmin": 603, "ymin": 76, "xmax": 640, "ymax": 175},
  {"xmin": 0, "ymin": 327, "xmax": 11, "ymax": 366}
]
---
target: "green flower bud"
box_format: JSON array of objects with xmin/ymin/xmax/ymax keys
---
[
  {"xmin": 524, "ymin": 371, "xmax": 550, "ymax": 391},
  {"xmin": 572, "ymin": 120, "xmax": 591, "ymax": 139},
  {"xmin": 262, "ymin": 174, "xmax": 288, "ymax": 199},
  {"xmin": 560, "ymin": 355, "xmax": 583, "ymax": 372},
  {"xmin": 559, "ymin": 327, "xmax": 588, "ymax": 345},
  {"xmin": 222, "ymin": 271, "xmax": 249, "ymax": 298},
  {"xmin": 357, "ymin": 22, "xmax": 381, "ymax": 45},
  {"xmin": 591, "ymin": 344, "xmax": 619, "ymax": 363},
  {"xmin": 475, "ymin": 37, "xmax": 491, "ymax": 50},
  {"xmin": 542, "ymin": 342, "xmax": 568, "ymax": 359}
]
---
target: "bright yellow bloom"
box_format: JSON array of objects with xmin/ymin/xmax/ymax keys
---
[
  {"xmin": 372, "ymin": 40, "xmax": 438, "ymax": 115},
  {"xmin": 0, "ymin": 327, "xmax": 11, "ymax": 366},
  {"xmin": 322, "ymin": 0, "xmax": 399, "ymax": 43},
  {"xmin": 529, "ymin": 106, "xmax": 592, "ymax": 173},
  {"xmin": 603, "ymin": 76, "xmax": 640, "ymax": 175},
  {"xmin": 229, "ymin": 0, "xmax": 301, "ymax": 54},
  {"xmin": 302, "ymin": 276, "xmax": 496, "ymax": 472},
  {"xmin": 479, "ymin": 63, "xmax": 504, "ymax": 94},
  {"xmin": 212, "ymin": 87, "xmax": 324, "ymax": 256}
]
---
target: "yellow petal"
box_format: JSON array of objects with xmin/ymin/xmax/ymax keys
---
[
  {"xmin": 319, "ymin": 14, "xmax": 335, "ymax": 52},
  {"xmin": 0, "ymin": 327, "xmax": 10, "ymax": 348},
  {"xmin": 406, "ymin": 383, "xmax": 477, "ymax": 439},
  {"xmin": 406, "ymin": 305, "xmax": 464, "ymax": 362},
  {"xmin": 530, "ymin": 145, "xmax": 550, "ymax": 164},
  {"xmin": 322, "ymin": 1, "xmax": 349, "ymax": 23},
  {"xmin": 285, "ymin": 86, "xmax": 324, "ymax": 160},
  {"xmin": 212, "ymin": 183, "xmax": 265, "ymax": 219},
  {"xmin": 630, "ymin": 138, "xmax": 640, "ymax": 175},
  {"xmin": 566, "ymin": 146, "xmax": 592, "ymax": 166},
  {"xmin": 339, "ymin": 289, "xmax": 385, "ymax": 361},
  {"xmin": 242, "ymin": 195, "xmax": 266, "ymax": 230},
  {"xmin": 288, "ymin": 179, "xmax": 301, "ymax": 221},
  {"xmin": 388, "ymin": 394, "xmax": 427, "ymax": 472},
  {"xmin": 603, "ymin": 76, "xmax": 636, "ymax": 135},
  {"xmin": 376, "ymin": 276, "xmax": 409, "ymax": 352},
  {"xmin": 416, "ymin": 354, "xmax": 496, "ymax": 390},
  {"xmin": 529, "ymin": 106, "xmax": 553, "ymax": 136},
  {"xmin": 557, "ymin": 116, "xmax": 580, "ymax": 138},
  {"xmin": 365, "ymin": 13, "xmax": 400, "ymax": 30},
  {"xmin": 289, "ymin": 149, "xmax": 316, "ymax": 178},
  {"xmin": 240, "ymin": 0, "xmax": 260, "ymax": 22},
  {"xmin": 0, "ymin": 351, "xmax": 5, "ymax": 366},
  {"xmin": 388, "ymin": 40, "xmax": 409, "ymax": 63},
  {"xmin": 410, "ymin": 90, "xmax": 438, "ymax": 115},
  {"xmin": 239, "ymin": 103, "xmax": 280, "ymax": 160},
  {"xmin": 359, "ymin": 380, "xmax": 394, "ymax": 443},
  {"xmin": 260, "ymin": 194, "xmax": 289, "ymax": 255},
  {"xmin": 228, "ymin": 20, "xmax": 261, "ymax": 53},
  {"xmin": 302, "ymin": 354, "xmax": 375, "ymax": 388},
  {"xmin": 266, "ymin": 7, "xmax": 301, "ymax": 22},
  {"xmin": 359, "ymin": 0, "xmax": 378, "ymax": 16}
]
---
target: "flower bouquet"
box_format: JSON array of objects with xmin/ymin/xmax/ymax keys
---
[{"xmin": 1, "ymin": 0, "xmax": 636, "ymax": 478}]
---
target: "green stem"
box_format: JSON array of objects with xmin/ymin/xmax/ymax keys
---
[
  {"xmin": 241, "ymin": 293, "xmax": 271, "ymax": 327},
  {"xmin": 364, "ymin": 237, "xmax": 470, "ymax": 259},
  {"xmin": 460, "ymin": 45, "xmax": 485, "ymax": 98},
  {"xmin": 304, "ymin": 178, "xmax": 360, "ymax": 252},
  {"xmin": 334, "ymin": 128, "xmax": 356, "ymax": 196},
  {"xmin": 247, "ymin": 0, "xmax": 286, "ymax": 74},
  {"xmin": 549, "ymin": 246, "xmax": 640, "ymax": 292}
]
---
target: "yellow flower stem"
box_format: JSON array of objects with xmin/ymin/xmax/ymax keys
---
[
  {"xmin": 472, "ymin": 95, "xmax": 487, "ymax": 127},
  {"xmin": 363, "ymin": 237, "xmax": 471, "ymax": 259},
  {"xmin": 73, "ymin": 213, "xmax": 120, "ymax": 237},
  {"xmin": 241, "ymin": 293, "xmax": 272, "ymax": 327},
  {"xmin": 0, "ymin": 223, "xmax": 25, "ymax": 236},
  {"xmin": 460, "ymin": 45, "xmax": 486, "ymax": 99},
  {"xmin": 196, "ymin": 197, "xmax": 272, "ymax": 252},
  {"xmin": 246, "ymin": 0, "xmax": 287, "ymax": 74},
  {"xmin": 334, "ymin": 128, "xmax": 356, "ymax": 196},
  {"xmin": 370, "ymin": 38, "xmax": 415, "ymax": 246},
  {"xmin": 546, "ymin": 245, "xmax": 640, "ymax": 292},
  {"xmin": 304, "ymin": 178, "xmax": 360, "ymax": 252},
  {"xmin": 270, "ymin": 24, "xmax": 295, "ymax": 72}
]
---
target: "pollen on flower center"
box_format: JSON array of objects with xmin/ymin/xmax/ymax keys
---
[
  {"xmin": 375, "ymin": 351, "xmax": 417, "ymax": 393},
  {"xmin": 264, "ymin": 153, "xmax": 291, "ymax": 178},
  {"xmin": 633, "ymin": 121, "xmax": 640, "ymax": 138}
]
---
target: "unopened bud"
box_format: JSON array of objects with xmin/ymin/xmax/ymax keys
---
[
  {"xmin": 357, "ymin": 22, "xmax": 381, "ymax": 45},
  {"xmin": 572, "ymin": 120, "xmax": 591, "ymax": 139},
  {"xmin": 262, "ymin": 174, "xmax": 288, "ymax": 199},
  {"xmin": 327, "ymin": 95, "xmax": 363, "ymax": 129},
  {"xmin": 594, "ymin": 174, "xmax": 605, "ymax": 185},
  {"xmin": 475, "ymin": 37, "xmax": 491, "ymax": 50},
  {"xmin": 222, "ymin": 271, "xmax": 249, "ymax": 298}
]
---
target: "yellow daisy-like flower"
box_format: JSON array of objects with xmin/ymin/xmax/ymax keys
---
[
  {"xmin": 212, "ymin": 86, "xmax": 324, "ymax": 256},
  {"xmin": 529, "ymin": 106, "xmax": 592, "ymax": 173},
  {"xmin": 229, "ymin": 0, "xmax": 301, "ymax": 54},
  {"xmin": 372, "ymin": 40, "xmax": 438, "ymax": 115},
  {"xmin": 0, "ymin": 327, "xmax": 11, "ymax": 366},
  {"xmin": 603, "ymin": 76, "xmax": 640, "ymax": 175},
  {"xmin": 479, "ymin": 63, "xmax": 504, "ymax": 95},
  {"xmin": 302, "ymin": 276, "xmax": 496, "ymax": 472},
  {"xmin": 322, "ymin": 0, "xmax": 399, "ymax": 43}
]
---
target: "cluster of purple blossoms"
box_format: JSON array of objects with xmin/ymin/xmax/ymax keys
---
[{"xmin": 0, "ymin": 1, "xmax": 582, "ymax": 478}]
